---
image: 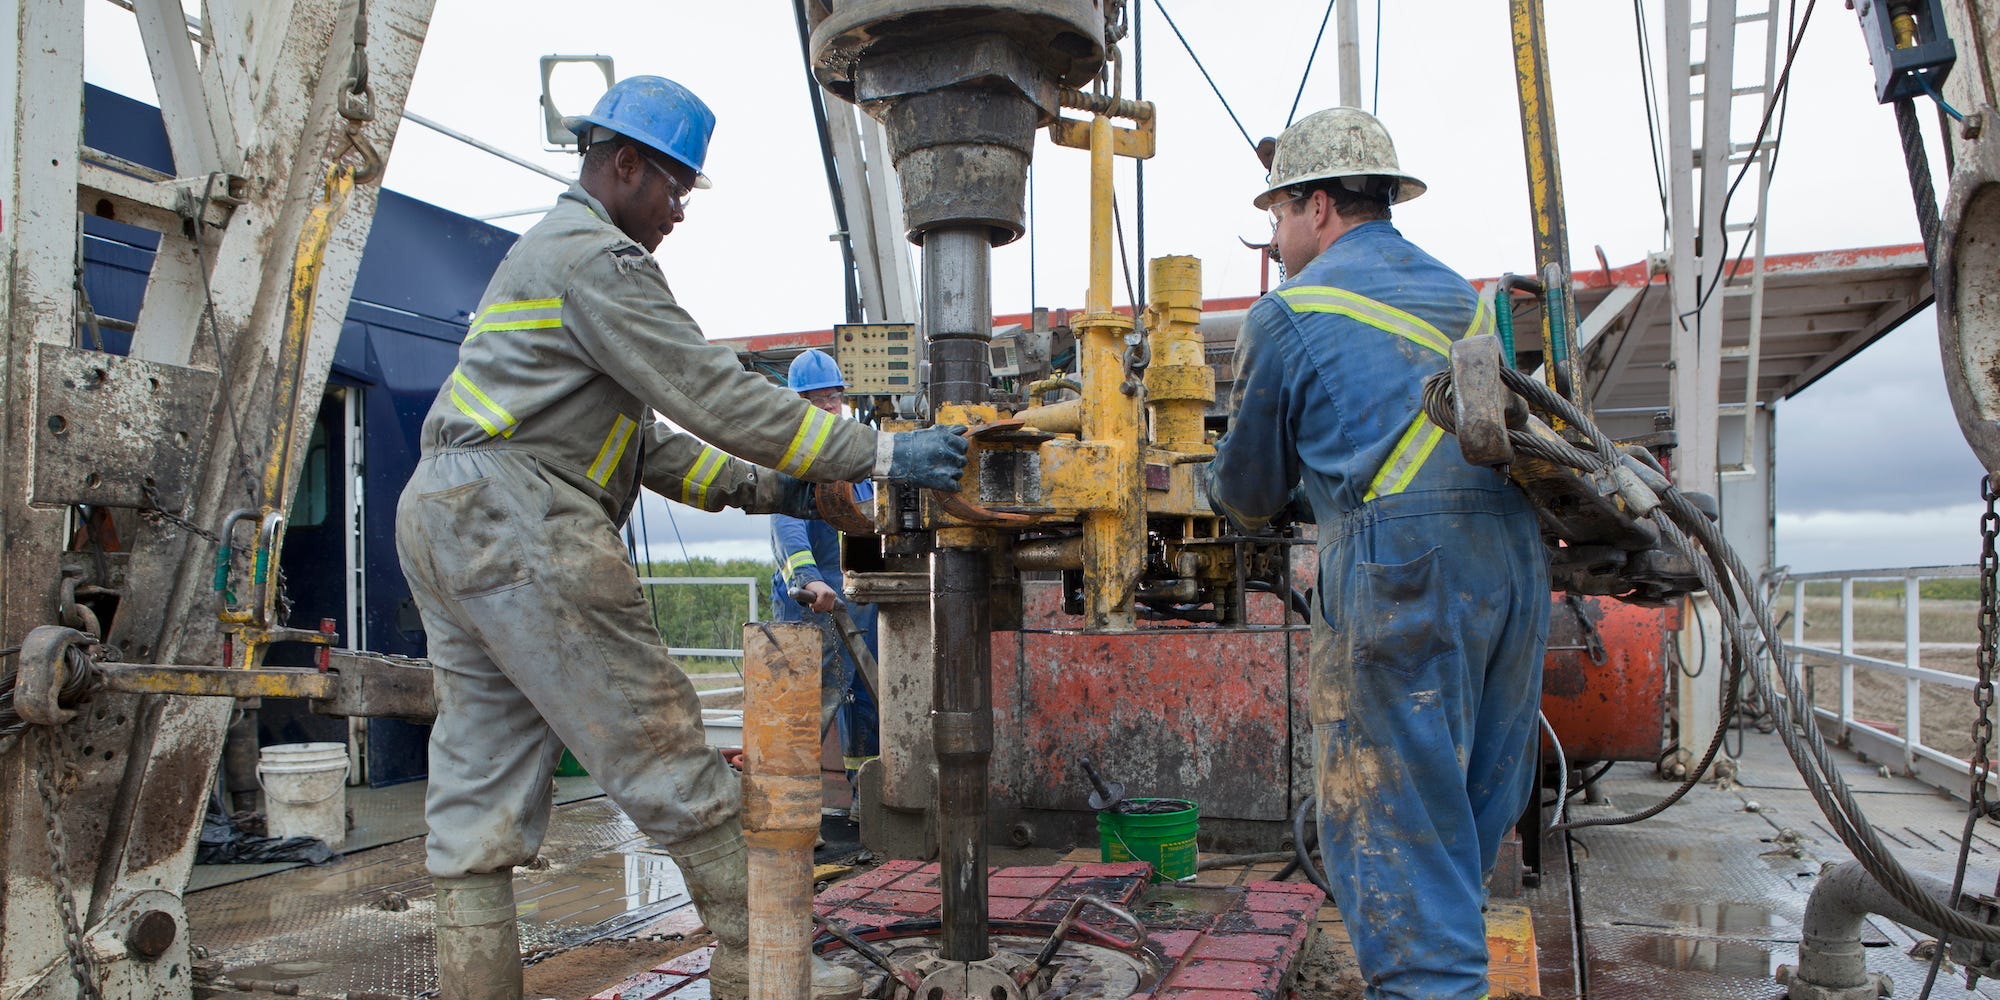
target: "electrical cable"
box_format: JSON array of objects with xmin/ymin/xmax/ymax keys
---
[
  {"xmin": 1632, "ymin": 0, "xmax": 1670, "ymax": 243},
  {"xmin": 1371, "ymin": 0, "xmax": 1383, "ymax": 115},
  {"xmin": 1150, "ymin": 0, "xmax": 1259, "ymax": 154},
  {"xmin": 793, "ymin": 0, "xmax": 863, "ymax": 325},
  {"xmin": 1286, "ymin": 0, "xmax": 1339, "ymax": 129},
  {"xmin": 1687, "ymin": 0, "xmax": 1814, "ymax": 322}
]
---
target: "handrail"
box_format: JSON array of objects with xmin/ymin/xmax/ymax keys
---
[{"xmin": 1781, "ymin": 563, "xmax": 1989, "ymax": 801}]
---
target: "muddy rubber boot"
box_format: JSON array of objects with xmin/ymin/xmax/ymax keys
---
[
  {"xmin": 433, "ymin": 871, "xmax": 523, "ymax": 1000},
  {"xmin": 672, "ymin": 820, "xmax": 863, "ymax": 1000}
]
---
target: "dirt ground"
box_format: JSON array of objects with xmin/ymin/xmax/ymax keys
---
[{"xmin": 1791, "ymin": 595, "xmax": 1987, "ymax": 761}]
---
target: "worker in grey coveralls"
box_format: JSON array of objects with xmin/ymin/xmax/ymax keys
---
[{"xmin": 394, "ymin": 75, "xmax": 968, "ymax": 1000}]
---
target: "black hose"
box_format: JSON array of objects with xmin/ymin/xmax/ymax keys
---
[{"xmin": 1291, "ymin": 794, "xmax": 1336, "ymax": 901}]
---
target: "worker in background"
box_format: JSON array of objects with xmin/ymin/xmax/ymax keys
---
[
  {"xmin": 769, "ymin": 350, "xmax": 880, "ymax": 808},
  {"xmin": 394, "ymin": 75, "xmax": 968, "ymax": 1000},
  {"xmin": 1206, "ymin": 107, "xmax": 1550, "ymax": 1000}
]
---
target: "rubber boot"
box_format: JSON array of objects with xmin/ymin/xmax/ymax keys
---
[
  {"xmin": 433, "ymin": 872, "xmax": 524, "ymax": 1000},
  {"xmin": 671, "ymin": 819, "xmax": 864, "ymax": 1000}
]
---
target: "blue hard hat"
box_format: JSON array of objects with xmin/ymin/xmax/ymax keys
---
[
  {"xmin": 787, "ymin": 349, "xmax": 846, "ymax": 393},
  {"xmin": 563, "ymin": 76, "xmax": 715, "ymax": 189}
]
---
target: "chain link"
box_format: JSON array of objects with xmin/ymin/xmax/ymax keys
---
[
  {"xmin": 137, "ymin": 483, "xmax": 221, "ymax": 544},
  {"xmin": 33, "ymin": 724, "xmax": 103, "ymax": 1000},
  {"xmin": 1973, "ymin": 476, "xmax": 1998, "ymax": 824}
]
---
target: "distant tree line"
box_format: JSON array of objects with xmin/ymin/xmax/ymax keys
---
[{"xmin": 634, "ymin": 556, "xmax": 777, "ymax": 673}]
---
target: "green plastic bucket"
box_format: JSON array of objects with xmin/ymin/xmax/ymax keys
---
[{"xmin": 1097, "ymin": 798, "xmax": 1199, "ymax": 882}]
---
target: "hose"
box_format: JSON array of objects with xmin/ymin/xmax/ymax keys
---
[
  {"xmin": 1290, "ymin": 794, "xmax": 1337, "ymax": 902},
  {"xmin": 1426, "ymin": 365, "xmax": 2000, "ymax": 946}
]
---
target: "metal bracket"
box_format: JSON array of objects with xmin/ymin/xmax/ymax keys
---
[{"xmin": 1450, "ymin": 333, "xmax": 1518, "ymax": 467}]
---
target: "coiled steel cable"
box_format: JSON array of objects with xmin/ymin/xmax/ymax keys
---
[{"xmin": 1439, "ymin": 364, "xmax": 2000, "ymax": 945}]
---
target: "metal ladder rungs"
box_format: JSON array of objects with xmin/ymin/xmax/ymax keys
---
[{"xmin": 1720, "ymin": 345, "xmax": 1754, "ymax": 360}]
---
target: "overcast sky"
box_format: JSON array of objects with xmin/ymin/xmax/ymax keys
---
[{"xmin": 83, "ymin": 1, "xmax": 1988, "ymax": 573}]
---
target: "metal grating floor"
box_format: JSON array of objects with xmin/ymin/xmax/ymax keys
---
[
  {"xmin": 1554, "ymin": 728, "xmax": 2000, "ymax": 999},
  {"xmin": 187, "ymin": 797, "xmax": 695, "ymax": 997}
]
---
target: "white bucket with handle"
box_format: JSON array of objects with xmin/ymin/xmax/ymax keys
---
[{"xmin": 256, "ymin": 742, "xmax": 349, "ymax": 849}]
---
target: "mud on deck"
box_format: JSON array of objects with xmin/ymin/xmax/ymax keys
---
[{"xmin": 186, "ymin": 727, "xmax": 2000, "ymax": 998}]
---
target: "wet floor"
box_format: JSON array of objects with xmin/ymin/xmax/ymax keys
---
[{"xmin": 187, "ymin": 798, "xmax": 697, "ymax": 997}]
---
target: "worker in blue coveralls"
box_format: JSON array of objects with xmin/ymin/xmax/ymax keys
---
[
  {"xmin": 769, "ymin": 349, "xmax": 880, "ymax": 807},
  {"xmin": 1205, "ymin": 107, "xmax": 1551, "ymax": 1000}
]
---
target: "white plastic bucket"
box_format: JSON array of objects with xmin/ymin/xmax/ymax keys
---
[{"xmin": 257, "ymin": 742, "xmax": 349, "ymax": 849}]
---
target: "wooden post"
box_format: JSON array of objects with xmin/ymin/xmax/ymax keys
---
[{"xmin": 741, "ymin": 622, "xmax": 821, "ymax": 998}]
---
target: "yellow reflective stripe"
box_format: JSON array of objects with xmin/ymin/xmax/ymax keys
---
[
  {"xmin": 1467, "ymin": 287, "xmax": 1496, "ymax": 340},
  {"xmin": 587, "ymin": 413, "xmax": 638, "ymax": 486},
  {"xmin": 1364, "ymin": 412, "xmax": 1448, "ymax": 503},
  {"xmin": 778, "ymin": 407, "xmax": 835, "ymax": 476},
  {"xmin": 466, "ymin": 297, "xmax": 563, "ymax": 342},
  {"xmin": 449, "ymin": 370, "xmax": 517, "ymax": 438},
  {"xmin": 779, "ymin": 548, "xmax": 816, "ymax": 583},
  {"xmin": 449, "ymin": 385, "xmax": 501, "ymax": 437},
  {"xmin": 680, "ymin": 446, "xmax": 728, "ymax": 508},
  {"xmin": 842, "ymin": 754, "xmax": 880, "ymax": 770},
  {"xmin": 1277, "ymin": 285, "xmax": 1452, "ymax": 356}
]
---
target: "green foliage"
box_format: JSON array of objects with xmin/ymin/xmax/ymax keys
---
[{"xmin": 635, "ymin": 557, "xmax": 776, "ymax": 667}]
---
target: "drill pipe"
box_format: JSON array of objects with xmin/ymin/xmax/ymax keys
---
[
  {"xmin": 925, "ymin": 222, "xmax": 997, "ymax": 963},
  {"xmin": 931, "ymin": 546, "xmax": 995, "ymax": 962}
]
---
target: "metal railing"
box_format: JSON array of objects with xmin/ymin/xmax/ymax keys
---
[
  {"xmin": 1782, "ymin": 564, "xmax": 1985, "ymax": 798},
  {"xmin": 636, "ymin": 575, "xmax": 762, "ymax": 703}
]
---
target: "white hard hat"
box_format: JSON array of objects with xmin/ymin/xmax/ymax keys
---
[{"xmin": 1252, "ymin": 106, "xmax": 1426, "ymax": 210}]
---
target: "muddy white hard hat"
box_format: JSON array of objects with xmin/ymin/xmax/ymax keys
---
[{"xmin": 1252, "ymin": 106, "xmax": 1426, "ymax": 210}]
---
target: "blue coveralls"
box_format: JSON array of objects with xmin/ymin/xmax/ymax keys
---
[
  {"xmin": 769, "ymin": 513, "xmax": 880, "ymax": 778},
  {"xmin": 1207, "ymin": 220, "xmax": 1550, "ymax": 1000}
]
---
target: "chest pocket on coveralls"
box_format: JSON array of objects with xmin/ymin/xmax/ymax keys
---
[{"xmin": 417, "ymin": 476, "xmax": 536, "ymax": 599}]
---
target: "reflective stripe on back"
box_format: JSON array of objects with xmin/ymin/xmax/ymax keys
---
[
  {"xmin": 466, "ymin": 297, "xmax": 563, "ymax": 342},
  {"xmin": 1277, "ymin": 285, "xmax": 1451, "ymax": 356},
  {"xmin": 1363, "ymin": 412, "xmax": 1448, "ymax": 503},
  {"xmin": 587, "ymin": 413, "xmax": 638, "ymax": 486}
]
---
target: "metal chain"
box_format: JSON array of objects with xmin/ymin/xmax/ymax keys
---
[
  {"xmin": 137, "ymin": 482, "xmax": 221, "ymax": 544},
  {"xmin": 1972, "ymin": 475, "xmax": 1998, "ymax": 823},
  {"xmin": 33, "ymin": 724, "xmax": 104, "ymax": 1000}
]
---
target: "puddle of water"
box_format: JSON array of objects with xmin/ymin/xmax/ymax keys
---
[
  {"xmin": 515, "ymin": 850, "xmax": 689, "ymax": 928},
  {"xmin": 1641, "ymin": 936, "xmax": 1775, "ymax": 977},
  {"xmin": 1656, "ymin": 901, "xmax": 1787, "ymax": 936}
]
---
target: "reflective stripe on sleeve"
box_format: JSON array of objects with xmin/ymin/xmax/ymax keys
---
[
  {"xmin": 680, "ymin": 446, "xmax": 729, "ymax": 508},
  {"xmin": 587, "ymin": 413, "xmax": 638, "ymax": 486},
  {"xmin": 465, "ymin": 297, "xmax": 563, "ymax": 342},
  {"xmin": 448, "ymin": 369, "xmax": 518, "ymax": 438},
  {"xmin": 778, "ymin": 406, "xmax": 836, "ymax": 477},
  {"xmin": 1276, "ymin": 285, "xmax": 1452, "ymax": 356},
  {"xmin": 780, "ymin": 548, "xmax": 816, "ymax": 583},
  {"xmin": 1363, "ymin": 412, "xmax": 1448, "ymax": 503}
]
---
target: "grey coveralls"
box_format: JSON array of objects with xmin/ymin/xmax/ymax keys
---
[{"xmin": 396, "ymin": 183, "xmax": 888, "ymax": 879}]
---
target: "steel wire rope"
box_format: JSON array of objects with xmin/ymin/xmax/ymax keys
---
[
  {"xmin": 1149, "ymin": 0, "xmax": 1260, "ymax": 154},
  {"xmin": 1481, "ymin": 365, "xmax": 2000, "ymax": 945},
  {"xmin": 1286, "ymin": 0, "xmax": 1340, "ymax": 128}
]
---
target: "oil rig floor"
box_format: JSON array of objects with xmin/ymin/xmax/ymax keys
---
[{"xmin": 184, "ymin": 729, "xmax": 2000, "ymax": 998}]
